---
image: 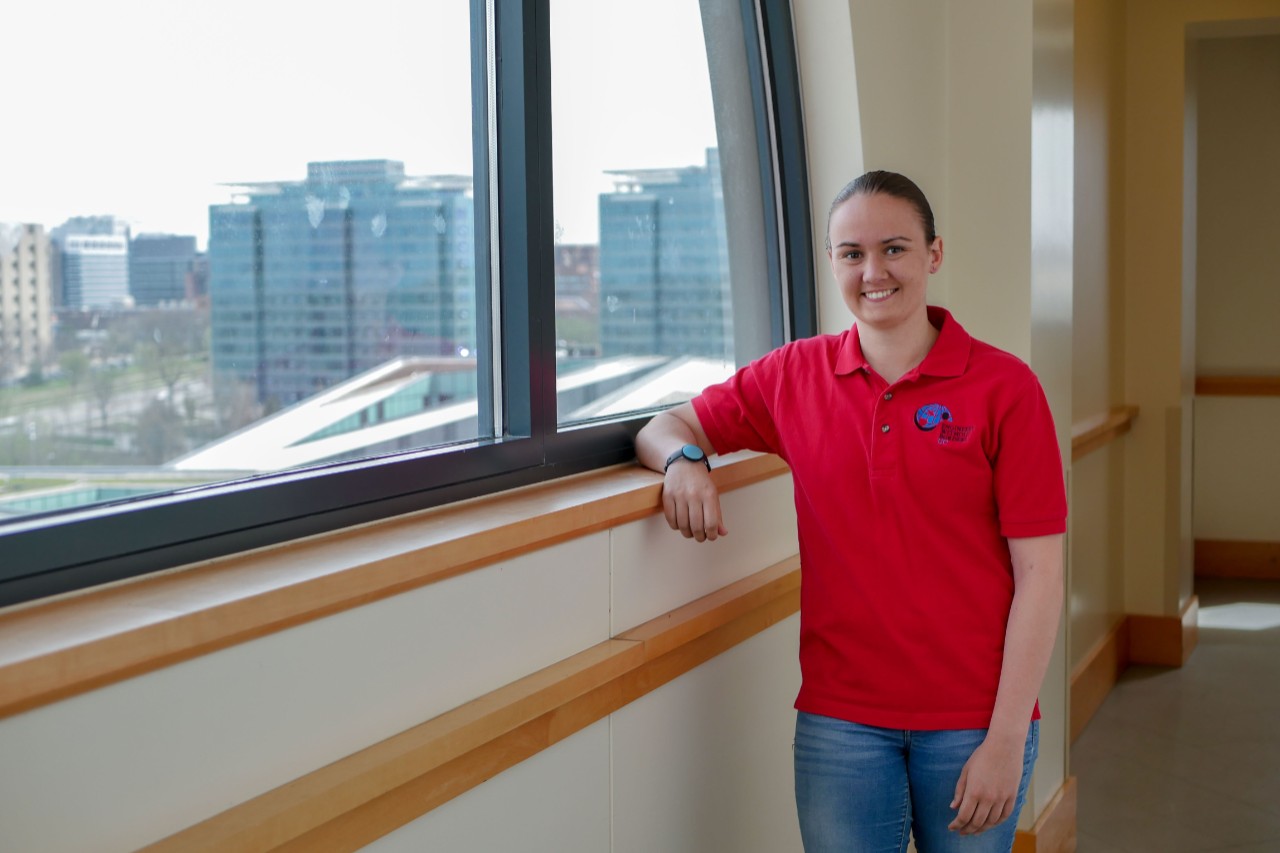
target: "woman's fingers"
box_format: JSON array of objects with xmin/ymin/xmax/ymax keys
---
[{"xmin": 662, "ymin": 468, "xmax": 726, "ymax": 542}]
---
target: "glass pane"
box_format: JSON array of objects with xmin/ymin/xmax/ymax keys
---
[
  {"xmin": 550, "ymin": 0, "xmax": 772, "ymax": 427},
  {"xmin": 0, "ymin": 2, "xmax": 481, "ymax": 522}
]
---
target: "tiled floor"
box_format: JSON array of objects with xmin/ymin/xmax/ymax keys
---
[{"xmin": 1072, "ymin": 578, "xmax": 1280, "ymax": 852}]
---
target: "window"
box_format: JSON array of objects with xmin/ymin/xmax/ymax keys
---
[{"xmin": 0, "ymin": 0, "xmax": 811, "ymax": 606}]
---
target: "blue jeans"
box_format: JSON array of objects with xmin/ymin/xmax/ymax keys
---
[{"xmin": 793, "ymin": 713, "xmax": 1039, "ymax": 853}]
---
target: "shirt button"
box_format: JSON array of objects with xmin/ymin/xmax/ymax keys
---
[
  {"xmin": 884, "ymin": 392, "xmax": 893, "ymax": 401},
  {"xmin": 881, "ymin": 424, "xmax": 890, "ymax": 433}
]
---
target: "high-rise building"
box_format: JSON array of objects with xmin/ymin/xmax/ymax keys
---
[
  {"xmin": 129, "ymin": 234, "xmax": 198, "ymax": 306},
  {"xmin": 50, "ymin": 216, "xmax": 132, "ymax": 310},
  {"xmin": 0, "ymin": 223, "xmax": 54, "ymax": 381},
  {"xmin": 597, "ymin": 148, "xmax": 732, "ymax": 360},
  {"xmin": 209, "ymin": 160, "xmax": 475, "ymax": 406}
]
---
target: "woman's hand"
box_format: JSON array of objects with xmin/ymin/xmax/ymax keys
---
[
  {"xmin": 662, "ymin": 462, "xmax": 728, "ymax": 542},
  {"xmin": 635, "ymin": 404, "xmax": 726, "ymax": 541},
  {"xmin": 947, "ymin": 731, "xmax": 1025, "ymax": 835}
]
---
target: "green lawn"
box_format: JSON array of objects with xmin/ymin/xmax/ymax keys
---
[
  {"xmin": 0, "ymin": 477, "xmax": 74, "ymax": 496},
  {"xmin": 0, "ymin": 355, "xmax": 207, "ymax": 414}
]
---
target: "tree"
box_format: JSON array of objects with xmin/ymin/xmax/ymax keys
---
[
  {"xmin": 138, "ymin": 343, "xmax": 184, "ymax": 410},
  {"xmin": 214, "ymin": 379, "xmax": 263, "ymax": 434},
  {"xmin": 137, "ymin": 308, "xmax": 208, "ymax": 410},
  {"xmin": 60, "ymin": 350, "xmax": 93, "ymax": 430},
  {"xmin": 90, "ymin": 368, "xmax": 115, "ymax": 430},
  {"xmin": 135, "ymin": 400, "xmax": 185, "ymax": 464},
  {"xmin": 59, "ymin": 350, "xmax": 90, "ymax": 389}
]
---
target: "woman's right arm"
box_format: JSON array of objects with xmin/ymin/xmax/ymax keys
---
[{"xmin": 635, "ymin": 403, "xmax": 727, "ymax": 542}]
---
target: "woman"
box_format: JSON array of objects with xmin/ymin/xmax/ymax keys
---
[{"xmin": 634, "ymin": 171, "xmax": 1066, "ymax": 853}]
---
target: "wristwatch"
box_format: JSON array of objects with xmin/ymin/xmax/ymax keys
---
[{"xmin": 664, "ymin": 444, "xmax": 711, "ymax": 473}]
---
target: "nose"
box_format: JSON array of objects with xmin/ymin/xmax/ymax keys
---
[{"xmin": 862, "ymin": 254, "xmax": 888, "ymax": 283}]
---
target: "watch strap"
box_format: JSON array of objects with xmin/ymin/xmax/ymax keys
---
[{"xmin": 664, "ymin": 444, "xmax": 711, "ymax": 473}]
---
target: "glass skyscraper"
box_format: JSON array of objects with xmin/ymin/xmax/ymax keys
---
[
  {"xmin": 208, "ymin": 160, "xmax": 475, "ymax": 407},
  {"xmin": 597, "ymin": 148, "xmax": 732, "ymax": 360},
  {"xmin": 129, "ymin": 234, "xmax": 198, "ymax": 306}
]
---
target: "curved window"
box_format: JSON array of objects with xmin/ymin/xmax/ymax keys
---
[{"xmin": 0, "ymin": 0, "xmax": 812, "ymax": 606}]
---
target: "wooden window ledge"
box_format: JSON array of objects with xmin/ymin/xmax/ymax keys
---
[{"xmin": 0, "ymin": 451, "xmax": 789, "ymax": 719}]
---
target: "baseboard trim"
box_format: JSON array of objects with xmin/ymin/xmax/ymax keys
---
[
  {"xmin": 1070, "ymin": 598, "xmax": 1199, "ymax": 741},
  {"xmin": 1195, "ymin": 539, "xmax": 1280, "ymax": 579},
  {"xmin": 1069, "ymin": 618, "xmax": 1129, "ymax": 742},
  {"xmin": 1013, "ymin": 777, "xmax": 1077, "ymax": 853},
  {"xmin": 1129, "ymin": 596, "xmax": 1198, "ymax": 667}
]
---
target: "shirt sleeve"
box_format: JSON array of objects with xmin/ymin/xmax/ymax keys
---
[
  {"xmin": 992, "ymin": 372, "xmax": 1068, "ymax": 538},
  {"xmin": 690, "ymin": 347, "xmax": 787, "ymax": 458}
]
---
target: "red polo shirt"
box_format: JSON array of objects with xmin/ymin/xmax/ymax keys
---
[{"xmin": 692, "ymin": 307, "xmax": 1066, "ymax": 730}]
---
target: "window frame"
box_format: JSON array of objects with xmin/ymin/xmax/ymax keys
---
[{"xmin": 0, "ymin": 0, "xmax": 814, "ymax": 608}]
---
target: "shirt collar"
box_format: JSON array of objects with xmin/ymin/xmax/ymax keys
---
[{"xmin": 834, "ymin": 305, "xmax": 971, "ymax": 378}]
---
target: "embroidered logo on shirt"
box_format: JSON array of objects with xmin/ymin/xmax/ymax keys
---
[
  {"xmin": 916, "ymin": 403, "xmax": 974, "ymax": 445},
  {"xmin": 914, "ymin": 403, "xmax": 952, "ymax": 431}
]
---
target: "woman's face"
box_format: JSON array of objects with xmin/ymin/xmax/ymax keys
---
[{"xmin": 826, "ymin": 192, "xmax": 942, "ymax": 332}]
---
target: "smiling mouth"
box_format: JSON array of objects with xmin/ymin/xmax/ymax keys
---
[{"xmin": 861, "ymin": 288, "xmax": 899, "ymax": 302}]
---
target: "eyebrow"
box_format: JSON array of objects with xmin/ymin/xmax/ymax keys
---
[{"xmin": 833, "ymin": 236, "xmax": 913, "ymax": 249}]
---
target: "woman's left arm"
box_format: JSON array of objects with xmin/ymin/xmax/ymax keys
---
[{"xmin": 948, "ymin": 533, "xmax": 1065, "ymax": 835}]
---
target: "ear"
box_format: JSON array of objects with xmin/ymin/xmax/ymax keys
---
[{"xmin": 928, "ymin": 237, "xmax": 944, "ymax": 274}]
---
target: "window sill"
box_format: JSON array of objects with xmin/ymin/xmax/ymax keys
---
[{"xmin": 0, "ymin": 451, "xmax": 788, "ymax": 719}]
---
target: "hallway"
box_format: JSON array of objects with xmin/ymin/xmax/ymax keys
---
[{"xmin": 1072, "ymin": 578, "xmax": 1280, "ymax": 851}]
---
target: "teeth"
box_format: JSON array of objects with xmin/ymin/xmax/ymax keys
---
[{"xmin": 862, "ymin": 288, "xmax": 897, "ymax": 302}]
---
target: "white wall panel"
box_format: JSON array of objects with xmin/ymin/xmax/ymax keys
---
[
  {"xmin": 612, "ymin": 615, "xmax": 802, "ymax": 853},
  {"xmin": 362, "ymin": 719, "xmax": 611, "ymax": 853},
  {"xmin": 610, "ymin": 475, "xmax": 798, "ymax": 633},
  {"xmin": 0, "ymin": 533, "xmax": 611, "ymax": 853}
]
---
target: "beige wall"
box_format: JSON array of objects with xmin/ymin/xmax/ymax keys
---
[
  {"xmin": 1028, "ymin": 0, "xmax": 1075, "ymax": 812},
  {"xmin": 1193, "ymin": 34, "xmax": 1280, "ymax": 542},
  {"xmin": 1194, "ymin": 33, "xmax": 1280, "ymax": 379},
  {"xmin": 1070, "ymin": 0, "xmax": 1128, "ymax": 668},
  {"xmin": 800, "ymin": 0, "xmax": 948, "ymax": 334}
]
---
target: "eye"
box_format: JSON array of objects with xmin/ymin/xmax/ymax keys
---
[{"xmin": 885, "ymin": 245, "xmax": 905, "ymax": 256}]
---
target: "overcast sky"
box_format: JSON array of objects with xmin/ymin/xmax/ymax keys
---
[{"xmin": 0, "ymin": 0, "xmax": 717, "ymax": 249}]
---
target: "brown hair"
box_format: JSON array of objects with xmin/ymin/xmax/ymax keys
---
[{"xmin": 825, "ymin": 170, "xmax": 937, "ymax": 250}]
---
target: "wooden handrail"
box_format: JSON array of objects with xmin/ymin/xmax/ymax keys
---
[
  {"xmin": 1195, "ymin": 375, "xmax": 1280, "ymax": 397},
  {"xmin": 1070, "ymin": 405, "xmax": 1139, "ymax": 461},
  {"xmin": 0, "ymin": 451, "xmax": 791, "ymax": 719},
  {"xmin": 141, "ymin": 558, "xmax": 802, "ymax": 852}
]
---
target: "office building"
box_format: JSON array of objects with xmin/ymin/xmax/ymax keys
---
[
  {"xmin": 208, "ymin": 159, "xmax": 476, "ymax": 406},
  {"xmin": 0, "ymin": 223, "xmax": 54, "ymax": 380},
  {"xmin": 129, "ymin": 234, "xmax": 198, "ymax": 306},
  {"xmin": 50, "ymin": 216, "xmax": 132, "ymax": 310},
  {"xmin": 597, "ymin": 148, "xmax": 732, "ymax": 360}
]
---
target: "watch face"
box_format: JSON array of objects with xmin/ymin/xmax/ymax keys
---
[{"xmin": 684, "ymin": 445, "xmax": 705, "ymax": 461}]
